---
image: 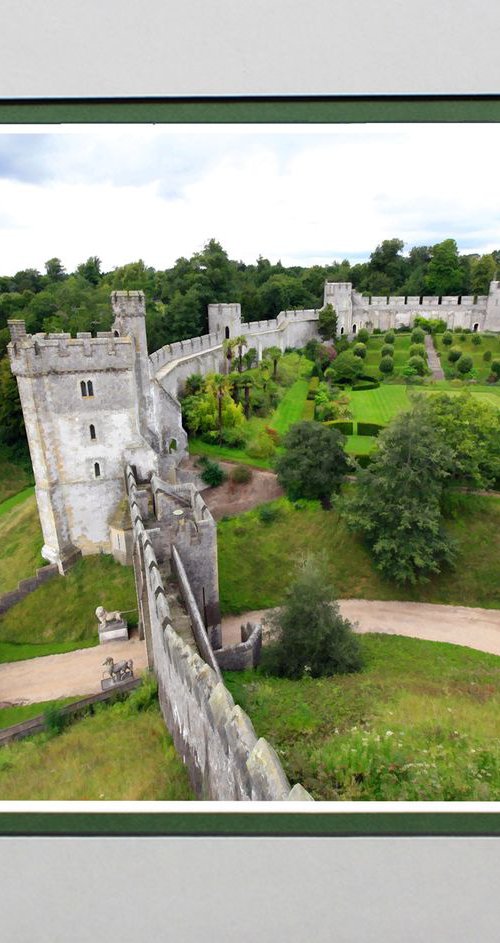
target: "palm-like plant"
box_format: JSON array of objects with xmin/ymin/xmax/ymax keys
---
[
  {"xmin": 222, "ymin": 337, "xmax": 238, "ymax": 374},
  {"xmin": 206, "ymin": 373, "xmax": 229, "ymax": 443},
  {"xmin": 264, "ymin": 345, "xmax": 282, "ymax": 379},
  {"xmin": 233, "ymin": 334, "xmax": 248, "ymax": 373}
]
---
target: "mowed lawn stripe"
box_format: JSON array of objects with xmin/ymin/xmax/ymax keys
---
[{"xmin": 269, "ymin": 378, "xmax": 310, "ymax": 435}]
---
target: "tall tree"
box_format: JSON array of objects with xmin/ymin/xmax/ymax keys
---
[
  {"xmin": 344, "ymin": 410, "xmax": 456, "ymax": 584},
  {"xmin": 276, "ymin": 421, "xmax": 352, "ymax": 508},
  {"xmin": 426, "ymin": 239, "xmax": 466, "ymax": 295}
]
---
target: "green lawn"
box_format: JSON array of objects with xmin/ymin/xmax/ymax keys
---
[
  {"xmin": 349, "ymin": 385, "xmax": 411, "ymax": 425},
  {"xmin": 345, "ymin": 434, "xmax": 377, "ymax": 455},
  {"xmin": 362, "ymin": 333, "xmax": 420, "ymax": 377},
  {"xmin": 0, "ymin": 683, "xmax": 193, "ymax": 800},
  {"xmin": 218, "ymin": 494, "xmax": 500, "ymax": 615},
  {"xmin": 435, "ymin": 332, "xmax": 500, "ymax": 382},
  {"xmin": 225, "ymin": 634, "xmax": 500, "ymax": 800},
  {"xmin": 268, "ymin": 377, "xmax": 310, "ymax": 434}
]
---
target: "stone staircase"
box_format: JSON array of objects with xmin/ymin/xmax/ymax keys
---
[{"xmin": 425, "ymin": 334, "xmax": 445, "ymax": 380}]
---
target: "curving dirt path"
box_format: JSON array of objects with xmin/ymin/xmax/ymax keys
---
[
  {"xmin": 0, "ymin": 636, "xmax": 148, "ymax": 707},
  {"xmin": 3, "ymin": 599, "xmax": 500, "ymax": 707},
  {"xmin": 222, "ymin": 599, "xmax": 500, "ymax": 656}
]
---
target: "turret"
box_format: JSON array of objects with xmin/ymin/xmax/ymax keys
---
[
  {"xmin": 207, "ymin": 302, "xmax": 242, "ymax": 339},
  {"xmin": 323, "ymin": 282, "xmax": 353, "ymax": 335},
  {"xmin": 111, "ymin": 290, "xmax": 152, "ymax": 435},
  {"xmin": 485, "ymin": 281, "xmax": 500, "ymax": 332}
]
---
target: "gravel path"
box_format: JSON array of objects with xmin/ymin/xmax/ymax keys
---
[
  {"xmin": 3, "ymin": 599, "xmax": 500, "ymax": 707},
  {"xmin": 222, "ymin": 599, "xmax": 500, "ymax": 656},
  {"xmin": 0, "ymin": 637, "xmax": 148, "ymax": 706}
]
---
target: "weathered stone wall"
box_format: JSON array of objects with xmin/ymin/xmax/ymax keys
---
[
  {"xmin": 324, "ymin": 281, "xmax": 500, "ymax": 336},
  {"xmin": 126, "ymin": 464, "xmax": 312, "ymax": 801}
]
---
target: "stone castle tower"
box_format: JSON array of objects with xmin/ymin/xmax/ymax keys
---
[{"xmin": 7, "ymin": 291, "xmax": 186, "ymax": 573}]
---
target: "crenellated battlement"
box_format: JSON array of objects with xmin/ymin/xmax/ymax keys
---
[{"xmin": 7, "ymin": 322, "xmax": 134, "ymax": 375}]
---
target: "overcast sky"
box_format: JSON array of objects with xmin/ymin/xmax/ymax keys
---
[{"xmin": 0, "ymin": 124, "xmax": 499, "ymax": 276}]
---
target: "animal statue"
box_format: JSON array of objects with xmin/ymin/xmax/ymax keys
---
[
  {"xmin": 102, "ymin": 656, "xmax": 134, "ymax": 684},
  {"xmin": 96, "ymin": 605, "xmax": 123, "ymax": 627}
]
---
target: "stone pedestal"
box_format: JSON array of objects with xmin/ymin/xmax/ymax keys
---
[{"xmin": 98, "ymin": 618, "xmax": 129, "ymax": 644}]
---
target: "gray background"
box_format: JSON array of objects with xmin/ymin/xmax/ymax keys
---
[
  {"xmin": 1, "ymin": 836, "xmax": 500, "ymax": 941},
  {"xmin": 0, "ymin": 0, "xmax": 499, "ymax": 98}
]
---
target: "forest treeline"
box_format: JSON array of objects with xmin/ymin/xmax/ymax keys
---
[{"xmin": 0, "ymin": 236, "xmax": 499, "ymax": 457}]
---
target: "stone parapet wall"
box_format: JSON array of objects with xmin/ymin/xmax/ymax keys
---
[
  {"xmin": 8, "ymin": 329, "xmax": 134, "ymax": 376},
  {"xmin": 0, "ymin": 564, "xmax": 58, "ymax": 615},
  {"xmin": 126, "ymin": 464, "xmax": 313, "ymax": 801}
]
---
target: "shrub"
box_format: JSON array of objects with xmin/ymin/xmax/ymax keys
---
[
  {"xmin": 373, "ymin": 327, "xmax": 382, "ymax": 335},
  {"xmin": 221, "ymin": 426, "xmax": 248, "ymax": 448},
  {"xmin": 329, "ymin": 350, "xmax": 364, "ymax": 383},
  {"xmin": 247, "ymin": 432, "xmax": 277, "ymax": 459},
  {"xmin": 381, "ymin": 344, "xmax": 394, "ymax": 357},
  {"xmin": 379, "ymin": 355, "xmax": 394, "ymax": 374},
  {"xmin": 448, "ymin": 347, "xmax": 462, "ymax": 363},
  {"xmin": 357, "ymin": 422, "xmax": 385, "ymax": 437},
  {"xmin": 44, "ymin": 705, "xmax": 68, "ymax": 736},
  {"xmin": 408, "ymin": 355, "xmax": 426, "ymax": 375},
  {"xmin": 490, "ymin": 360, "xmax": 500, "ymax": 378},
  {"xmin": 307, "ymin": 376, "xmax": 320, "ymax": 399},
  {"xmin": 457, "ymin": 355, "xmax": 473, "ymax": 375},
  {"xmin": 442, "ymin": 331, "xmax": 453, "ymax": 346},
  {"xmin": 384, "ymin": 332, "xmax": 395, "ymax": 345},
  {"xmin": 264, "ymin": 426, "xmax": 281, "ymax": 444},
  {"xmin": 411, "ymin": 327, "xmax": 426, "ymax": 344},
  {"xmin": 409, "ymin": 343, "xmax": 426, "ymax": 358},
  {"xmin": 459, "ymin": 333, "xmax": 466, "ymax": 342},
  {"xmin": 472, "ymin": 334, "xmax": 482, "ymax": 345},
  {"xmin": 483, "ymin": 350, "xmax": 492, "ymax": 363},
  {"xmin": 201, "ymin": 461, "xmax": 226, "ymax": 487},
  {"xmin": 230, "ymin": 465, "xmax": 253, "ymax": 484},
  {"xmin": 263, "ymin": 555, "xmax": 363, "ymax": 679},
  {"xmin": 258, "ymin": 504, "xmax": 281, "ymax": 524},
  {"xmin": 276, "ymin": 421, "xmax": 352, "ymax": 506},
  {"xmin": 357, "ymin": 328, "xmax": 370, "ymax": 343},
  {"xmin": 353, "ymin": 342, "xmax": 367, "ymax": 359}
]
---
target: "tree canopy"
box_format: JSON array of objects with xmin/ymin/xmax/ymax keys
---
[{"xmin": 276, "ymin": 421, "xmax": 352, "ymax": 508}]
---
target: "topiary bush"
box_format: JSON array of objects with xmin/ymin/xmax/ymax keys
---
[
  {"xmin": 490, "ymin": 360, "xmax": 500, "ymax": 378},
  {"xmin": 353, "ymin": 342, "xmax": 367, "ymax": 359},
  {"xmin": 408, "ymin": 355, "xmax": 426, "ymax": 376},
  {"xmin": 409, "ymin": 343, "xmax": 426, "ymax": 358},
  {"xmin": 201, "ymin": 461, "xmax": 227, "ymax": 487},
  {"xmin": 411, "ymin": 327, "xmax": 426, "ymax": 344},
  {"xmin": 472, "ymin": 334, "xmax": 482, "ymax": 345},
  {"xmin": 442, "ymin": 331, "xmax": 453, "ymax": 346},
  {"xmin": 357, "ymin": 328, "xmax": 370, "ymax": 343},
  {"xmin": 483, "ymin": 350, "xmax": 492, "ymax": 363},
  {"xmin": 457, "ymin": 355, "xmax": 473, "ymax": 375},
  {"xmin": 379, "ymin": 355, "xmax": 394, "ymax": 374},
  {"xmin": 384, "ymin": 332, "xmax": 395, "ymax": 345},
  {"xmin": 381, "ymin": 344, "xmax": 394, "ymax": 357},
  {"xmin": 230, "ymin": 464, "xmax": 253, "ymax": 484},
  {"xmin": 448, "ymin": 347, "xmax": 462, "ymax": 363}
]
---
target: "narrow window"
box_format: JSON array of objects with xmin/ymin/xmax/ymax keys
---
[
  {"xmin": 352, "ymin": 324, "xmax": 357, "ymax": 335},
  {"xmin": 340, "ymin": 326, "xmax": 344, "ymax": 335},
  {"xmin": 169, "ymin": 438, "xmax": 177, "ymax": 452},
  {"xmin": 87, "ymin": 380, "xmax": 94, "ymax": 396},
  {"xmin": 225, "ymin": 326, "xmax": 230, "ymax": 339},
  {"xmin": 94, "ymin": 462, "xmax": 101, "ymax": 478},
  {"xmin": 80, "ymin": 380, "xmax": 87, "ymax": 397},
  {"xmin": 473, "ymin": 322, "xmax": 479, "ymax": 333},
  {"xmin": 114, "ymin": 330, "xmax": 119, "ymax": 337},
  {"xmin": 89, "ymin": 424, "xmax": 96, "ymax": 440}
]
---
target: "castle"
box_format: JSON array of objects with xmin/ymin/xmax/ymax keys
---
[
  {"xmin": 7, "ymin": 280, "xmax": 500, "ymax": 573},
  {"xmin": 7, "ymin": 279, "xmax": 500, "ymax": 801}
]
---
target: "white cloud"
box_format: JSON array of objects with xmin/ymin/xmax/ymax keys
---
[{"xmin": 0, "ymin": 124, "xmax": 499, "ymax": 274}]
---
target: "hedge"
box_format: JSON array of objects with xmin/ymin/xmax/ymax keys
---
[
  {"xmin": 351, "ymin": 380, "xmax": 380, "ymax": 391},
  {"xmin": 307, "ymin": 376, "xmax": 320, "ymax": 400},
  {"xmin": 323, "ymin": 419, "xmax": 354, "ymax": 435},
  {"xmin": 357, "ymin": 422, "xmax": 385, "ymax": 437},
  {"xmin": 352, "ymin": 453, "xmax": 373, "ymax": 468},
  {"xmin": 302, "ymin": 400, "xmax": 316, "ymax": 420}
]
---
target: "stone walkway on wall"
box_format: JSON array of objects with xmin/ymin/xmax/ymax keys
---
[{"xmin": 425, "ymin": 334, "xmax": 445, "ymax": 379}]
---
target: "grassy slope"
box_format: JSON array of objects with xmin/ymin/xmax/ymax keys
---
[
  {"xmin": 0, "ymin": 494, "xmax": 44, "ymax": 593},
  {"xmin": 0, "ymin": 554, "xmax": 137, "ymax": 657},
  {"xmin": 218, "ymin": 494, "xmax": 500, "ymax": 614},
  {"xmin": 225, "ymin": 634, "xmax": 500, "ymax": 800},
  {"xmin": 0, "ymin": 691, "xmax": 193, "ymax": 800},
  {"xmin": 0, "ymin": 697, "xmax": 78, "ymax": 729}
]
